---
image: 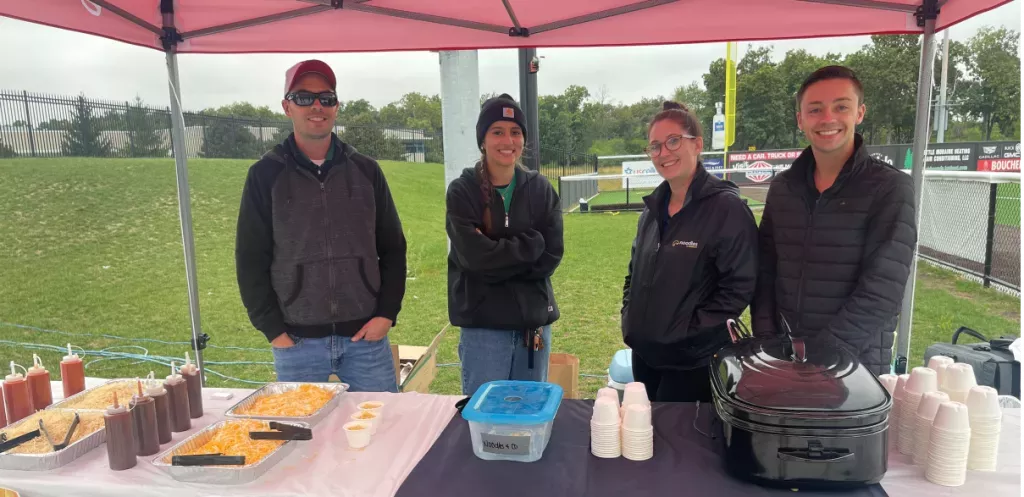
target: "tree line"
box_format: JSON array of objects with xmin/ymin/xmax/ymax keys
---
[{"xmin": 4, "ymin": 27, "xmax": 1017, "ymax": 161}]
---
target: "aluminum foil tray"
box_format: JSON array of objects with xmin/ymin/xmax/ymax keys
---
[
  {"xmin": 48, "ymin": 378, "xmax": 141, "ymax": 412},
  {"xmin": 0, "ymin": 410, "xmax": 107, "ymax": 471},
  {"xmin": 151, "ymin": 419, "xmax": 308, "ymax": 485},
  {"xmin": 224, "ymin": 382, "xmax": 348, "ymax": 427}
]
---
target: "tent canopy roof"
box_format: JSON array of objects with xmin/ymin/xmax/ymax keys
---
[{"xmin": 0, "ymin": 0, "xmax": 1010, "ymax": 54}]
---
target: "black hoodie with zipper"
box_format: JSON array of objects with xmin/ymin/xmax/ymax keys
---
[
  {"xmin": 621, "ymin": 163, "xmax": 759, "ymax": 371},
  {"xmin": 446, "ymin": 166, "xmax": 563, "ymax": 331}
]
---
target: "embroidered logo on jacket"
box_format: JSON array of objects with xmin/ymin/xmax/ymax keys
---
[{"xmin": 672, "ymin": 240, "xmax": 699, "ymax": 249}]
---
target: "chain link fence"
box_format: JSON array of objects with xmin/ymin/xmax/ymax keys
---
[{"xmin": 0, "ymin": 90, "xmax": 442, "ymax": 163}]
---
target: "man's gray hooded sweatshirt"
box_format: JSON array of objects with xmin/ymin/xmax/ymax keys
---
[{"xmin": 235, "ymin": 133, "xmax": 407, "ymax": 343}]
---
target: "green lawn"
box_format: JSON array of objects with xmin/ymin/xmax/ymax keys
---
[
  {"xmin": 0, "ymin": 158, "xmax": 1018, "ymax": 398},
  {"xmin": 997, "ymin": 183, "xmax": 1020, "ymax": 227}
]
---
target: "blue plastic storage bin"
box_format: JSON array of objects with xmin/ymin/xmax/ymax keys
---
[{"xmin": 460, "ymin": 380, "xmax": 563, "ymax": 462}]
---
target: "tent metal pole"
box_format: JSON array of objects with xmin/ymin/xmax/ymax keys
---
[
  {"xmin": 518, "ymin": 48, "xmax": 541, "ymax": 171},
  {"xmin": 165, "ymin": 47, "xmax": 207, "ymax": 385},
  {"xmin": 896, "ymin": 0, "xmax": 938, "ymax": 373}
]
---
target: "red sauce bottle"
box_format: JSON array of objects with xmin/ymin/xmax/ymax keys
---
[
  {"xmin": 0, "ymin": 387, "xmax": 7, "ymax": 428},
  {"xmin": 60, "ymin": 343, "xmax": 86, "ymax": 399},
  {"xmin": 104, "ymin": 392, "xmax": 137, "ymax": 471},
  {"xmin": 3, "ymin": 361, "xmax": 33, "ymax": 424},
  {"xmin": 27, "ymin": 354, "xmax": 53, "ymax": 411},
  {"xmin": 180, "ymin": 352, "xmax": 203, "ymax": 419},
  {"xmin": 164, "ymin": 362, "xmax": 191, "ymax": 433}
]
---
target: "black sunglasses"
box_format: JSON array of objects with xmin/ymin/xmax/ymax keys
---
[{"xmin": 286, "ymin": 91, "xmax": 339, "ymax": 107}]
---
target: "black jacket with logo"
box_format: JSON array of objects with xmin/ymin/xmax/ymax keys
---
[
  {"xmin": 235, "ymin": 133, "xmax": 407, "ymax": 343},
  {"xmin": 750, "ymin": 134, "xmax": 917, "ymax": 375},
  {"xmin": 446, "ymin": 166, "xmax": 563, "ymax": 331},
  {"xmin": 621, "ymin": 164, "xmax": 759, "ymax": 370}
]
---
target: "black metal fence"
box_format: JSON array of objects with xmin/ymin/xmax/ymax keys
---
[
  {"xmin": 539, "ymin": 146, "xmax": 599, "ymax": 178},
  {"xmin": 0, "ymin": 90, "xmax": 442, "ymax": 163}
]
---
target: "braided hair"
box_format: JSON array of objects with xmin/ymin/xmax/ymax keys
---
[{"xmin": 476, "ymin": 156, "xmax": 494, "ymax": 234}]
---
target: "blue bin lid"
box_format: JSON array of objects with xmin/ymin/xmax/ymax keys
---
[
  {"xmin": 609, "ymin": 349, "xmax": 634, "ymax": 384},
  {"xmin": 461, "ymin": 380, "xmax": 563, "ymax": 425}
]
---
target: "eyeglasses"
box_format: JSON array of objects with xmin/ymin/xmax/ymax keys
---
[
  {"xmin": 286, "ymin": 91, "xmax": 339, "ymax": 107},
  {"xmin": 645, "ymin": 134, "xmax": 696, "ymax": 157}
]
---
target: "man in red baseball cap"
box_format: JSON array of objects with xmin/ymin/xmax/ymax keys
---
[{"xmin": 235, "ymin": 59, "xmax": 408, "ymax": 392}]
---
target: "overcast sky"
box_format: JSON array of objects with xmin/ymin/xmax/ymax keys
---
[{"xmin": 0, "ymin": 2, "xmax": 1019, "ymax": 112}]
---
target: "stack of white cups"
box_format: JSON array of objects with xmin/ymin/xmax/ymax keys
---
[
  {"xmin": 891, "ymin": 374, "xmax": 911, "ymax": 450},
  {"xmin": 591, "ymin": 392, "xmax": 621, "ymax": 458},
  {"xmin": 899, "ymin": 367, "xmax": 938, "ymax": 455},
  {"xmin": 928, "ymin": 356, "xmax": 955, "ymax": 393},
  {"xmin": 913, "ymin": 391, "xmax": 950, "ymax": 465},
  {"xmin": 621, "ymin": 403, "xmax": 654, "ymax": 461},
  {"xmin": 926, "ymin": 402, "xmax": 971, "ymax": 487},
  {"xmin": 942, "ymin": 363, "xmax": 977, "ymax": 404},
  {"xmin": 965, "ymin": 386, "xmax": 1002, "ymax": 471},
  {"xmin": 878, "ymin": 374, "xmax": 898, "ymax": 397}
]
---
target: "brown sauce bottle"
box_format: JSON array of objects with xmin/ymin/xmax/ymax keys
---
[
  {"xmin": 180, "ymin": 352, "xmax": 203, "ymax": 419},
  {"xmin": 145, "ymin": 372, "xmax": 173, "ymax": 444},
  {"xmin": 104, "ymin": 392, "xmax": 137, "ymax": 471},
  {"xmin": 130, "ymin": 379, "xmax": 160, "ymax": 456},
  {"xmin": 164, "ymin": 362, "xmax": 191, "ymax": 433}
]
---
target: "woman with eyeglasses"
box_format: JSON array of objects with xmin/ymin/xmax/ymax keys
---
[
  {"xmin": 445, "ymin": 94, "xmax": 564, "ymax": 396},
  {"xmin": 620, "ymin": 101, "xmax": 758, "ymax": 402}
]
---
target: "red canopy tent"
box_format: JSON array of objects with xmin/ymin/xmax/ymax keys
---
[{"xmin": 0, "ymin": 0, "xmax": 1012, "ymax": 380}]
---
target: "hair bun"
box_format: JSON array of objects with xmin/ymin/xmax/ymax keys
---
[{"xmin": 663, "ymin": 100, "xmax": 688, "ymax": 112}]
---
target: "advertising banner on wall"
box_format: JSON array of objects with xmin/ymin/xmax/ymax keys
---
[
  {"xmin": 725, "ymin": 149, "xmax": 800, "ymax": 185},
  {"xmin": 976, "ymin": 142, "xmax": 1021, "ymax": 172},
  {"xmin": 621, "ymin": 161, "xmax": 661, "ymax": 189}
]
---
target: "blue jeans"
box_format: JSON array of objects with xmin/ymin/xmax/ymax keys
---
[
  {"xmin": 271, "ymin": 334, "xmax": 398, "ymax": 393},
  {"xmin": 458, "ymin": 326, "xmax": 552, "ymax": 396}
]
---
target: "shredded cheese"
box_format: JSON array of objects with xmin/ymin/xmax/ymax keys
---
[
  {"xmin": 57, "ymin": 382, "xmax": 138, "ymax": 410},
  {"xmin": 174, "ymin": 420, "xmax": 284, "ymax": 466},
  {"xmin": 234, "ymin": 384, "xmax": 334, "ymax": 417},
  {"xmin": 0, "ymin": 410, "xmax": 104, "ymax": 454}
]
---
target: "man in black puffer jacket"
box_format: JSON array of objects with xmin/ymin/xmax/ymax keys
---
[{"xmin": 751, "ymin": 66, "xmax": 917, "ymax": 376}]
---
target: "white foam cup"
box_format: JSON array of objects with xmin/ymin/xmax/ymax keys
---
[{"xmin": 343, "ymin": 421, "xmax": 372, "ymax": 449}]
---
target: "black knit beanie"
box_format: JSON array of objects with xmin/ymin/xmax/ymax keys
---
[{"xmin": 476, "ymin": 93, "xmax": 527, "ymax": 149}]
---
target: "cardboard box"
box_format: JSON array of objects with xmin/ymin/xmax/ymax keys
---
[
  {"xmin": 391, "ymin": 327, "xmax": 446, "ymax": 393},
  {"xmin": 548, "ymin": 353, "xmax": 580, "ymax": 399}
]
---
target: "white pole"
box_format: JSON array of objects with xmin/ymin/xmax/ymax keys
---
[
  {"xmin": 897, "ymin": 11, "xmax": 939, "ymax": 372},
  {"xmin": 937, "ymin": 29, "xmax": 950, "ymax": 143},
  {"xmin": 439, "ymin": 51, "xmax": 481, "ymax": 190},
  {"xmin": 165, "ymin": 48, "xmax": 206, "ymax": 384}
]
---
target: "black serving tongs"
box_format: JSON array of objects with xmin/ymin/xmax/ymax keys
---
[
  {"xmin": 0, "ymin": 429, "xmax": 41, "ymax": 454},
  {"xmin": 171, "ymin": 453, "xmax": 246, "ymax": 466},
  {"xmin": 248, "ymin": 421, "xmax": 312, "ymax": 441},
  {"xmin": 39, "ymin": 411, "xmax": 81, "ymax": 451}
]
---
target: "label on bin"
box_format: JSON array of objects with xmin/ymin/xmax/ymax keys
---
[{"xmin": 480, "ymin": 433, "xmax": 531, "ymax": 456}]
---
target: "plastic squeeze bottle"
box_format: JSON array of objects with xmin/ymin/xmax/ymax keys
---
[
  {"xmin": 104, "ymin": 392, "xmax": 138, "ymax": 470},
  {"xmin": 3, "ymin": 361, "xmax": 34, "ymax": 424},
  {"xmin": 180, "ymin": 352, "xmax": 203, "ymax": 419},
  {"xmin": 164, "ymin": 362, "xmax": 191, "ymax": 432},
  {"xmin": 60, "ymin": 343, "xmax": 86, "ymax": 399},
  {"xmin": 26, "ymin": 354, "xmax": 54, "ymax": 411}
]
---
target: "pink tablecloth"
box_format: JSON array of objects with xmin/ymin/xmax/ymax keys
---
[{"xmin": 0, "ymin": 378, "xmax": 460, "ymax": 497}]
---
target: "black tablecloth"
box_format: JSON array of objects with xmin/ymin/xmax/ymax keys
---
[{"xmin": 394, "ymin": 400, "xmax": 888, "ymax": 497}]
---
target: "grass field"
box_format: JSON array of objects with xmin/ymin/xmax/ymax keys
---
[
  {"xmin": 997, "ymin": 183, "xmax": 1021, "ymax": 227},
  {"xmin": 0, "ymin": 158, "xmax": 1019, "ymax": 397}
]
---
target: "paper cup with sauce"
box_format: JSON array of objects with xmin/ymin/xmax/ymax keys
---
[
  {"xmin": 350, "ymin": 410, "xmax": 379, "ymax": 434},
  {"xmin": 357, "ymin": 401, "xmax": 384, "ymax": 419},
  {"xmin": 343, "ymin": 421, "xmax": 372, "ymax": 449}
]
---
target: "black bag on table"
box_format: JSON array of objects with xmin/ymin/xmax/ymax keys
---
[{"xmin": 923, "ymin": 326, "xmax": 1020, "ymax": 399}]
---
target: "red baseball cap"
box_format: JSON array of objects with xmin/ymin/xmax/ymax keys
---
[{"xmin": 284, "ymin": 59, "xmax": 337, "ymax": 96}]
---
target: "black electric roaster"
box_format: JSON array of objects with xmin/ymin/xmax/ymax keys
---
[{"xmin": 710, "ymin": 327, "xmax": 892, "ymax": 489}]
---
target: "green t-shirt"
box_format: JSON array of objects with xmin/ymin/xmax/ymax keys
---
[{"xmin": 494, "ymin": 173, "xmax": 516, "ymax": 213}]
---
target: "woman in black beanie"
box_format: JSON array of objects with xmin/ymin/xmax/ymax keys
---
[{"xmin": 445, "ymin": 94, "xmax": 564, "ymax": 396}]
